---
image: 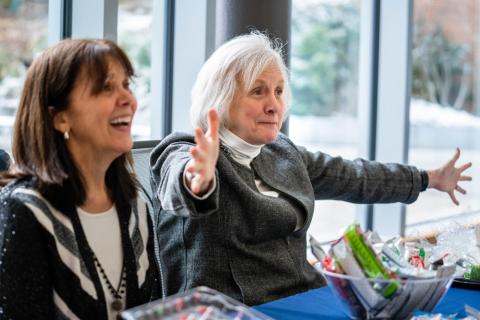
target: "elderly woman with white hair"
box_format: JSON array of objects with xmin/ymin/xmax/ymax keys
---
[{"xmin": 150, "ymin": 32, "xmax": 471, "ymax": 305}]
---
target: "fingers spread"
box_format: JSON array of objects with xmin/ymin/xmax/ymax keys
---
[
  {"xmin": 458, "ymin": 162, "xmax": 472, "ymax": 172},
  {"xmin": 448, "ymin": 191, "xmax": 459, "ymax": 206},
  {"xmin": 206, "ymin": 109, "xmax": 219, "ymax": 141},
  {"xmin": 194, "ymin": 127, "xmax": 208, "ymax": 150},
  {"xmin": 448, "ymin": 147, "xmax": 461, "ymax": 166},
  {"xmin": 188, "ymin": 116, "xmax": 220, "ymax": 195},
  {"xmin": 190, "ymin": 149, "xmax": 207, "ymax": 172},
  {"xmin": 455, "ymin": 185, "xmax": 466, "ymax": 195}
]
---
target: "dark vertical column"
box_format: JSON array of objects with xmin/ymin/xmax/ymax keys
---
[
  {"xmin": 162, "ymin": 0, "xmax": 175, "ymax": 137},
  {"xmin": 215, "ymin": 0, "xmax": 291, "ymax": 134},
  {"xmin": 61, "ymin": 0, "xmax": 72, "ymax": 38},
  {"xmin": 364, "ymin": 0, "xmax": 381, "ymax": 230}
]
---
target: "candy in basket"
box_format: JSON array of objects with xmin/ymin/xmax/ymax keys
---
[{"xmin": 312, "ymin": 224, "xmax": 457, "ymax": 319}]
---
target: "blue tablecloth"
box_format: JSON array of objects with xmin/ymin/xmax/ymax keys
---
[{"xmin": 254, "ymin": 286, "xmax": 480, "ymax": 319}]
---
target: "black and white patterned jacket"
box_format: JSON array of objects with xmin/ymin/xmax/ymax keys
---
[{"xmin": 0, "ymin": 178, "xmax": 160, "ymax": 319}]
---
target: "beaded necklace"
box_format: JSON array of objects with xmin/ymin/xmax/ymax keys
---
[{"xmin": 89, "ymin": 247, "xmax": 127, "ymax": 312}]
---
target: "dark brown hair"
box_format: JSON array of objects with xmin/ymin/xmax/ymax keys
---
[{"xmin": 7, "ymin": 38, "xmax": 138, "ymax": 206}]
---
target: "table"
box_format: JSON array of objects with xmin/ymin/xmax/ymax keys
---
[{"xmin": 254, "ymin": 286, "xmax": 480, "ymax": 319}]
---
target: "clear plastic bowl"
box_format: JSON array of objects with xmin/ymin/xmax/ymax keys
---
[
  {"xmin": 317, "ymin": 266, "xmax": 454, "ymax": 319},
  {"xmin": 121, "ymin": 286, "xmax": 272, "ymax": 320}
]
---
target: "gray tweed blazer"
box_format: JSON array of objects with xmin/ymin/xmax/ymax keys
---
[{"xmin": 150, "ymin": 132, "xmax": 423, "ymax": 305}]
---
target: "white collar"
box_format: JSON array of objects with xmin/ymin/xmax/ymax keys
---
[{"xmin": 219, "ymin": 128, "xmax": 263, "ymax": 167}]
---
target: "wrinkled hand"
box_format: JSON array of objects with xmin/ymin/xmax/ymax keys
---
[
  {"xmin": 427, "ymin": 148, "xmax": 472, "ymax": 206},
  {"xmin": 185, "ymin": 109, "xmax": 220, "ymax": 195}
]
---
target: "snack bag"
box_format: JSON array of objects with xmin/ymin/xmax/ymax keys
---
[{"xmin": 344, "ymin": 224, "xmax": 398, "ymax": 298}]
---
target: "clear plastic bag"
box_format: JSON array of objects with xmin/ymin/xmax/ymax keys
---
[{"xmin": 121, "ymin": 286, "xmax": 273, "ymax": 320}]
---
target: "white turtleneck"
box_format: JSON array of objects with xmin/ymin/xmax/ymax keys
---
[{"xmin": 219, "ymin": 128, "xmax": 279, "ymax": 197}]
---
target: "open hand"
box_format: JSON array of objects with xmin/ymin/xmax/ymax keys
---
[
  {"xmin": 185, "ymin": 109, "xmax": 220, "ymax": 195},
  {"xmin": 427, "ymin": 148, "xmax": 472, "ymax": 205}
]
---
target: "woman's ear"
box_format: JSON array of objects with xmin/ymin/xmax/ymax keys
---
[{"xmin": 49, "ymin": 106, "xmax": 69, "ymax": 133}]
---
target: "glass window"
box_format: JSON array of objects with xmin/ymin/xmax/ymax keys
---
[
  {"xmin": 291, "ymin": 0, "xmax": 361, "ymax": 241},
  {"xmin": 0, "ymin": 0, "xmax": 48, "ymax": 151},
  {"xmin": 117, "ymin": 0, "xmax": 152, "ymax": 141},
  {"xmin": 407, "ymin": 0, "xmax": 480, "ymax": 235}
]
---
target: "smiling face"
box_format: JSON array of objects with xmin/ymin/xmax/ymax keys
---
[
  {"xmin": 54, "ymin": 59, "xmax": 137, "ymax": 164},
  {"xmin": 227, "ymin": 65, "xmax": 285, "ymax": 145}
]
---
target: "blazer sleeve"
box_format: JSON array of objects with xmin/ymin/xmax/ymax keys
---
[
  {"xmin": 150, "ymin": 141, "xmax": 219, "ymax": 218},
  {"xmin": 0, "ymin": 192, "xmax": 55, "ymax": 319},
  {"xmin": 297, "ymin": 145, "xmax": 423, "ymax": 204}
]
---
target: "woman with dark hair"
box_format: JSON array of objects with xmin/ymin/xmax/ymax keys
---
[{"xmin": 0, "ymin": 39, "xmax": 159, "ymax": 319}]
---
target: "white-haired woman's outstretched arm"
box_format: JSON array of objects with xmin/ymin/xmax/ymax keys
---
[{"xmin": 427, "ymin": 148, "xmax": 472, "ymax": 205}]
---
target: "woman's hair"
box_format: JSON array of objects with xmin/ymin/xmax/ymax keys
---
[
  {"xmin": 190, "ymin": 31, "xmax": 291, "ymax": 131},
  {"xmin": 8, "ymin": 38, "xmax": 138, "ymax": 207}
]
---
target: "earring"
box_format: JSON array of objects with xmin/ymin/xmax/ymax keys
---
[{"xmin": 64, "ymin": 131, "xmax": 70, "ymax": 140}]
